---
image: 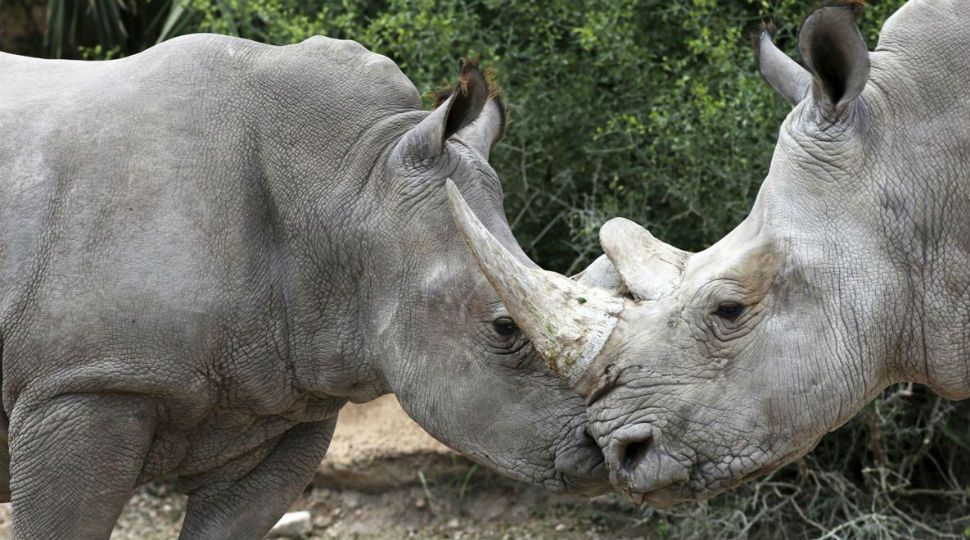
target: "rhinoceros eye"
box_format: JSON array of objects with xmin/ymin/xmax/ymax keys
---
[
  {"xmin": 714, "ymin": 302, "xmax": 745, "ymax": 321},
  {"xmin": 492, "ymin": 316, "xmax": 518, "ymax": 336}
]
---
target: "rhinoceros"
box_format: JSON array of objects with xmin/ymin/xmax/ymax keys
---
[
  {"xmin": 446, "ymin": 0, "xmax": 970, "ymax": 507},
  {"xmin": 0, "ymin": 36, "xmax": 609, "ymax": 538}
]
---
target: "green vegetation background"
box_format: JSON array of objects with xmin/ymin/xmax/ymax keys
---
[
  {"xmin": 3, "ymin": 1, "xmax": 969, "ymax": 538},
  {"xmin": 0, "ymin": 0, "xmax": 911, "ymax": 269}
]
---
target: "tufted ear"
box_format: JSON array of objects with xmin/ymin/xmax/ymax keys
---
[
  {"xmin": 398, "ymin": 59, "xmax": 489, "ymax": 163},
  {"xmin": 755, "ymin": 24, "xmax": 812, "ymax": 107},
  {"xmin": 798, "ymin": 3, "xmax": 870, "ymax": 115},
  {"xmin": 454, "ymin": 98, "xmax": 506, "ymax": 160}
]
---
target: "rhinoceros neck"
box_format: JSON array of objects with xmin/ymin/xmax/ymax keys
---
[
  {"xmin": 878, "ymin": 164, "xmax": 970, "ymax": 399},
  {"xmin": 209, "ymin": 35, "xmax": 440, "ymax": 403},
  {"xmin": 865, "ymin": 114, "xmax": 970, "ymax": 399},
  {"xmin": 255, "ymin": 118, "xmax": 431, "ymax": 404},
  {"xmin": 799, "ymin": 14, "xmax": 970, "ymax": 399}
]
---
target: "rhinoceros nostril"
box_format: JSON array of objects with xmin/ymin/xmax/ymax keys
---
[{"xmin": 621, "ymin": 436, "xmax": 652, "ymax": 474}]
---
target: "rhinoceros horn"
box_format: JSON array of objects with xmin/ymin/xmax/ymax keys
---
[
  {"xmin": 445, "ymin": 180, "xmax": 625, "ymax": 389},
  {"xmin": 598, "ymin": 217, "xmax": 688, "ymax": 301}
]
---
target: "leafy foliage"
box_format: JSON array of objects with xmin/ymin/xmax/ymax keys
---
[
  {"xmin": 176, "ymin": 0, "xmax": 910, "ymax": 272},
  {"xmin": 0, "ymin": 0, "xmax": 906, "ymax": 266},
  {"xmin": 0, "ymin": 0, "xmax": 186, "ymax": 58}
]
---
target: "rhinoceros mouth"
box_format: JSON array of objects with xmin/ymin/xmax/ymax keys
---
[
  {"xmin": 560, "ymin": 472, "xmax": 611, "ymax": 497},
  {"xmin": 611, "ymin": 433, "xmax": 822, "ymax": 506},
  {"xmin": 684, "ymin": 436, "xmax": 823, "ymax": 502}
]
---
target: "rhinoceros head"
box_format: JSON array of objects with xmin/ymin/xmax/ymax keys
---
[
  {"xmin": 450, "ymin": 1, "xmax": 970, "ymax": 505},
  {"xmin": 372, "ymin": 59, "xmax": 609, "ymax": 494}
]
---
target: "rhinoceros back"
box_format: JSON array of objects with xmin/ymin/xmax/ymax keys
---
[{"xmin": 0, "ymin": 33, "xmax": 418, "ymax": 318}]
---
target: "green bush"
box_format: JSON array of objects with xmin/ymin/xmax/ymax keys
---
[
  {"xmin": 2, "ymin": 0, "xmax": 906, "ymax": 267},
  {"xmin": 7, "ymin": 1, "xmax": 970, "ymax": 538},
  {"xmin": 169, "ymin": 0, "xmax": 909, "ymax": 271}
]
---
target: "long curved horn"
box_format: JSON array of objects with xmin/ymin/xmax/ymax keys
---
[
  {"xmin": 445, "ymin": 180, "xmax": 625, "ymax": 389},
  {"xmin": 599, "ymin": 218, "xmax": 688, "ymax": 301}
]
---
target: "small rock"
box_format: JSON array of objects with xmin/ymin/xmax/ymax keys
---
[
  {"xmin": 343, "ymin": 492, "xmax": 361, "ymax": 509},
  {"xmin": 414, "ymin": 497, "xmax": 427, "ymax": 509},
  {"xmin": 311, "ymin": 511, "xmax": 334, "ymax": 529},
  {"xmin": 555, "ymin": 523, "xmax": 568, "ymax": 532},
  {"xmin": 446, "ymin": 517, "xmax": 460, "ymax": 529},
  {"xmin": 268, "ymin": 511, "xmax": 311, "ymax": 538}
]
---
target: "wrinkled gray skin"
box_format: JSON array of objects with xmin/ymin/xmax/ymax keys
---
[
  {"xmin": 0, "ymin": 36, "xmax": 606, "ymax": 538},
  {"xmin": 581, "ymin": 0, "xmax": 970, "ymax": 506}
]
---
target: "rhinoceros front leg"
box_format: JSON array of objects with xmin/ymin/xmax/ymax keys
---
[
  {"xmin": 177, "ymin": 419, "xmax": 336, "ymax": 540},
  {"xmin": 8, "ymin": 393, "xmax": 157, "ymax": 539}
]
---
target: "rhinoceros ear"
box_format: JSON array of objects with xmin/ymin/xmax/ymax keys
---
[
  {"xmin": 755, "ymin": 23, "xmax": 812, "ymax": 107},
  {"xmin": 798, "ymin": 2, "xmax": 870, "ymax": 114},
  {"xmin": 398, "ymin": 59, "xmax": 489, "ymax": 163},
  {"xmin": 454, "ymin": 97, "xmax": 506, "ymax": 160}
]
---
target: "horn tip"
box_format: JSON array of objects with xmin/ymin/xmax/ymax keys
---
[
  {"xmin": 600, "ymin": 217, "xmax": 657, "ymax": 248},
  {"xmin": 444, "ymin": 178, "xmax": 469, "ymax": 218}
]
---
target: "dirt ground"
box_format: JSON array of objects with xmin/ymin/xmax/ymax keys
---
[
  {"xmin": 108, "ymin": 471, "xmax": 651, "ymax": 539},
  {"xmin": 0, "ymin": 396, "xmax": 653, "ymax": 539}
]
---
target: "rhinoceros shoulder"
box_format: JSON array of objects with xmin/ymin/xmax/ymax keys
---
[
  {"xmin": 878, "ymin": 0, "xmax": 970, "ymax": 64},
  {"xmin": 240, "ymin": 34, "xmax": 423, "ymax": 113}
]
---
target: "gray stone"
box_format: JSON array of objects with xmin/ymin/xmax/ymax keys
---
[{"xmin": 268, "ymin": 511, "xmax": 311, "ymax": 538}]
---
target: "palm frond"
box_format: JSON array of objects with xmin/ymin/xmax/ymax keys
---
[{"xmin": 44, "ymin": 0, "xmax": 193, "ymax": 58}]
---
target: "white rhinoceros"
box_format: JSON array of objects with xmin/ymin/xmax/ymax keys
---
[{"xmin": 0, "ymin": 37, "xmax": 608, "ymax": 538}]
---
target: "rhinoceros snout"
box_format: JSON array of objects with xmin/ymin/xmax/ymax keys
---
[{"xmin": 604, "ymin": 423, "xmax": 690, "ymax": 506}]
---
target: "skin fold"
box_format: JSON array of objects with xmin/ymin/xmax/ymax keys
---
[{"xmin": 0, "ymin": 37, "xmax": 607, "ymax": 538}]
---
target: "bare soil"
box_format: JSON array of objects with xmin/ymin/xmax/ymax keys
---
[
  {"xmin": 0, "ymin": 396, "xmax": 654, "ymax": 539},
  {"xmin": 109, "ymin": 470, "xmax": 651, "ymax": 539}
]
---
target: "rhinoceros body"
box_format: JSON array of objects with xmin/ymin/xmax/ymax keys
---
[{"xmin": 0, "ymin": 35, "xmax": 606, "ymax": 538}]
